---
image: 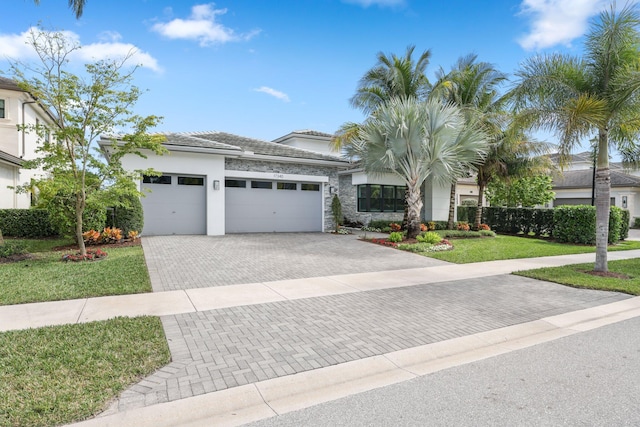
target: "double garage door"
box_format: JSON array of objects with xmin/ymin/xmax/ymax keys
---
[
  {"xmin": 225, "ymin": 178, "xmax": 323, "ymax": 233},
  {"xmin": 141, "ymin": 174, "xmax": 323, "ymax": 235}
]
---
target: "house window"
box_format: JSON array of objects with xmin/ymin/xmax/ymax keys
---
[
  {"xmin": 301, "ymin": 183, "xmax": 320, "ymax": 191},
  {"xmin": 225, "ymin": 179, "xmax": 246, "ymax": 188},
  {"xmin": 251, "ymin": 180, "xmax": 272, "ymax": 189},
  {"xmin": 357, "ymin": 184, "xmax": 406, "ymax": 212},
  {"xmin": 0, "ymin": 99, "xmax": 5, "ymax": 118},
  {"xmin": 277, "ymin": 182, "xmax": 297, "ymax": 190},
  {"xmin": 178, "ymin": 176, "xmax": 204, "ymax": 186},
  {"xmin": 143, "ymin": 175, "xmax": 171, "ymax": 184}
]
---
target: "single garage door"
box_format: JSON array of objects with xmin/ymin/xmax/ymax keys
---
[
  {"xmin": 141, "ymin": 174, "xmax": 206, "ymax": 235},
  {"xmin": 225, "ymin": 178, "xmax": 322, "ymax": 233}
]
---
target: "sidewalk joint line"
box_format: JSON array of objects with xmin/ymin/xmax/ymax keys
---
[
  {"xmin": 182, "ymin": 290, "xmax": 198, "ymax": 312},
  {"xmin": 252, "ymin": 383, "xmax": 280, "ymax": 415},
  {"xmin": 75, "ymin": 298, "xmax": 89, "ymax": 324}
]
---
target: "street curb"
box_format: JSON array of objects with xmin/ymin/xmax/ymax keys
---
[{"xmin": 67, "ymin": 296, "xmax": 640, "ymax": 427}]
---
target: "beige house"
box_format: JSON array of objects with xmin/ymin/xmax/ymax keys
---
[{"xmin": 0, "ymin": 77, "xmax": 55, "ymax": 208}]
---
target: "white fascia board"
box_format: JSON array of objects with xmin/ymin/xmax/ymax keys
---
[{"xmin": 225, "ymin": 169, "xmax": 329, "ymax": 183}]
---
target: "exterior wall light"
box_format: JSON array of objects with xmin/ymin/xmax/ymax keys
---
[{"xmin": 213, "ymin": 180, "xmax": 220, "ymax": 190}]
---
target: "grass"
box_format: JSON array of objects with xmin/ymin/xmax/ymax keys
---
[
  {"xmin": 0, "ymin": 245, "xmax": 151, "ymax": 305},
  {"xmin": 0, "ymin": 316, "xmax": 170, "ymax": 427},
  {"xmin": 515, "ymin": 258, "xmax": 640, "ymax": 295},
  {"xmin": 416, "ymin": 234, "xmax": 640, "ymax": 264},
  {"xmin": 4, "ymin": 236, "xmax": 75, "ymax": 253}
]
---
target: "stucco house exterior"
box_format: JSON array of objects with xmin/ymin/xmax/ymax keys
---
[
  {"xmin": 549, "ymin": 152, "xmax": 640, "ymax": 222},
  {"xmin": 0, "ymin": 77, "xmax": 54, "ymax": 209},
  {"xmin": 105, "ymin": 129, "xmax": 455, "ymax": 236}
]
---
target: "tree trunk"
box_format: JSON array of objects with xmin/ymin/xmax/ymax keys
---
[
  {"xmin": 447, "ymin": 182, "xmax": 456, "ymax": 230},
  {"xmin": 594, "ymin": 129, "xmax": 610, "ymax": 272},
  {"xmin": 402, "ymin": 193, "xmax": 409, "ymax": 231},
  {"xmin": 475, "ymin": 181, "xmax": 485, "ymax": 230},
  {"xmin": 406, "ymin": 178, "xmax": 423, "ymax": 239},
  {"xmin": 76, "ymin": 192, "xmax": 86, "ymax": 256}
]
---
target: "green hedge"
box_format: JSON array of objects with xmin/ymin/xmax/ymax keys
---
[
  {"xmin": 553, "ymin": 205, "xmax": 627, "ymax": 244},
  {"xmin": 0, "ymin": 209, "xmax": 57, "ymax": 237},
  {"xmin": 483, "ymin": 207, "xmax": 554, "ymax": 236},
  {"xmin": 619, "ymin": 208, "xmax": 630, "ymax": 240},
  {"xmin": 456, "ymin": 206, "xmax": 478, "ymax": 224},
  {"xmin": 110, "ymin": 194, "xmax": 144, "ymax": 235}
]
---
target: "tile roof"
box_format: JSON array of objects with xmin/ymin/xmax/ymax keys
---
[
  {"xmin": 290, "ymin": 129, "xmax": 334, "ymax": 138},
  {"xmin": 178, "ymin": 131, "xmax": 346, "ymax": 162},
  {"xmin": 0, "ymin": 76, "xmax": 21, "ymax": 91},
  {"xmin": 553, "ymin": 169, "xmax": 640, "ymax": 188}
]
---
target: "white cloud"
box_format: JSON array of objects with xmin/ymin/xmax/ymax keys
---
[
  {"xmin": 0, "ymin": 28, "xmax": 161, "ymax": 72},
  {"xmin": 518, "ymin": 0, "xmax": 609, "ymax": 50},
  {"xmin": 342, "ymin": 0, "xmax": 405, "ymax": 7},
  {"xmin": 152, "ymin": 3, "xmax": 260, "ymax": 46},
  {"xmin": 254, "ymin": 86, "xmax": 290, "ymax": 102}
]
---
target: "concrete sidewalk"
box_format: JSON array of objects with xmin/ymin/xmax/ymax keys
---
[{"xmin": 2, "ymin": 249, "xmax": 640, "ymax": 332}]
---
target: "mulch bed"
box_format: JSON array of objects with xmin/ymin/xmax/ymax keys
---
[
  {"xmin": 0, "ymin": 254, "xmax": 34, "ymax": 264},
  {"xmin": 581, "ymin": 270, "xmax": 631, "ymax": 279},
  {"xmin": 52, "ymin": 239, "xmax": 142, "ymax": 251}
]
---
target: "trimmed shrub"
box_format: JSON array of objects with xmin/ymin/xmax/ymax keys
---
[
  {"xmin": 608, "ymin": 206, "xmax": 623, "ymax": 244},
  {"xmin": 438, "ymin": 229, "xmax": 496, "ymax": 238},
  {"xmin": 461, "ymin": 198, "xmax": 478, "ymax": 206},
  {"xmin": 0, "ymin": 209, "xmax": 57, "ymax": 237},
  {"xmin": 483, "ymin": 207, "xmax": 554, "ymax": 236},
  {"xmin": 456, "ymin": 206, "xmax": 478, "ymax": 224},
  {"xmin": 0, "ymin": 241, "xmax": 27, "ymax": 257},
  {"xmin": 620, "ymin": 209, "xmax": 630, "ymax": 240},
  {"xmin": 417, "ymin": 231, "xmax": 441, "ymax": 244},
  {"xmin": 368, "ymin": 219, "xmax": 393, "ymax": 229},
  {"xmin": 553, "ymin": 205, "xmax": 596, "ymax": 244},
  {"xmin": 388, "ymin": 232, "xmax": 403, "ymax": 243},
  {"xmin": 111, "ymin": 194, "xmax": 144, "ymax": 235},
  {"xmin": 634, "ymin": 217, "xmax": 640, "ymax": 229}
]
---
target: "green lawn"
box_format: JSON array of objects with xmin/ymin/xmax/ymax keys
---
[
  {"xmin": 420, "ymin": 234, "xmax": 640, "ymax": 264},
  {"xmin": 5, "ymin": 236, "xmax": 75, "ymax": 253},
  {"xmin": 515, "ymin": 258, "xmax": 640, "ymax": 295},
  {"xmin": 0, "ymin": 245, "xmax": 151, "ymax": 305},
  {"xmin": 0, "ymin": 317, "xmax": 170, "ymax": 427}
]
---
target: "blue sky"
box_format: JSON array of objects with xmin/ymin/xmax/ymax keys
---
[{"xmin": 0, "ymin": 0, "xmax": 616, "ymax": 143}]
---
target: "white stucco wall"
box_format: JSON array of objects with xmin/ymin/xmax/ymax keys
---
[
  {"xmin": 423, "ymin": 178, "xmax": 450, "ymax": 221},
  {"xmin": 120, "ymin": 149, "xmax": 226, "ymax": 236},
  {"xmin": 350, "ymin": 171, "xmax": 405, "ymax": 186}
]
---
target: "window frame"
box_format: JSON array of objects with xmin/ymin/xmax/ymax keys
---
[
  {"xmin": 0, "ymin": 99, "xmax": 5, "ymax": 119},
  {"xmin": 357, "ymin": 184, "xmax": 406, "ymax": 213}
]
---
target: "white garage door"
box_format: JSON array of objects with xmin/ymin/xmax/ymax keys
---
[
  {"xmin": 225, "ymin": 178, "xmax": 322, "ymax": 233},
  {"xmin": 141, "ymin": 174, "xmax": 206, "ymax": 235}
]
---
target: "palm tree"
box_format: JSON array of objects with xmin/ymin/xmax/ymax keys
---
[
  {"xmin": 332, "ymin": 45, "xmax": 432, "ymax": 152},
  {"xmin": 432, "ymin": 55, "xmax": 509, "ymax": 229},
  {"xmin": 352, "ymin": 98, "xmax": 489, "ymax": 238},
  {"xmin": 33, "ymin": 0, "xmax": 86, "ymax": 18},
  {"xmin": 510, "ymin": 3, "xmax": 640, "ymax": 272}
]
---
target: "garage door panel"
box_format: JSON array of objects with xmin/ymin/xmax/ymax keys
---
[
  {"xmin": 225, "ymin": 180, "xmax": 322, "ymax": 233},
  {"xmin": 141, "ymin": 174, "xmax": 206, "ymax": 236}
]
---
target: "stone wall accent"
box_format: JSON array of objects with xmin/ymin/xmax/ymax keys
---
[
  {"xmin": 338, "ymin": 174, "xmax": 404, "ymax": 226},
  {"xmin": 225, "ymin": 158, "xmax": 340, "ymax": 231}
]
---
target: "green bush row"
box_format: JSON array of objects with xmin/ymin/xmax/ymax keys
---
[
  {"xmin": 367, "ymin": 219, "xmax": 449, "ymax": 230},
  {"xmin": 554, "ymin": 205, "xmax": 628, "ymax": 244},
  {"xmin": 0, "ymin": 209, "xmax": 57, "ymax": 237}
]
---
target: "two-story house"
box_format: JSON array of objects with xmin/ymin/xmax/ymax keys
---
[{"xmin": 0, "ymin": 77, "xmax": 55, "ymax": 209}]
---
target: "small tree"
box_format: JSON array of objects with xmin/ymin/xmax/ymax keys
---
[
  {"xmin": 331, "ymin": 194, "xmax": 343, "ymax": 233},
  {"xmin": 11, "ymin": 28, "xmax": 165, "ymax": 255},
  {"xmin": 485, "ymin": 175, "xmax": 555, "ymax": 207}
]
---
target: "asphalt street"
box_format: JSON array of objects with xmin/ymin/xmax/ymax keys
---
[{"xmin": 247, "ymin": 316, "xmax": 640, "ymax": 427}]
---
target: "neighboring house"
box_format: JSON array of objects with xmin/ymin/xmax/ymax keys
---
[
  {"xmin": 549, "ymin": 152, "xmax": 640, "ymax": 221},
  {"xmin": 0, "ymin": 77, "xmax": 54, "ymax": 209},
  {"xmin": 104, "ymin": 129, "xmax": 456, "ymax": 236}
]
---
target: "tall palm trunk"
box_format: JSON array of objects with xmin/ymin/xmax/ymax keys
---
[
  {"xmin": 406, "ymin": 177, "xmax": 423, "ymax": 238},
  {"xmin": 475, "ymin": 181, "xmax": 485, "ymax": 230},
  {"xmin": 447, "ymin": 182, "xmax": 456, "ymax": 229},
  {"xmin": 594, "ymin": 130, "xmax": 610, "ymax": 272}
]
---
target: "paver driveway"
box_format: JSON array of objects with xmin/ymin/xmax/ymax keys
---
[{"xmin": 142, "ymin": 233, "xmax": 450, "ymax": 292}]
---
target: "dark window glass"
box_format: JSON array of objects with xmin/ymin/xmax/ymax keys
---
[
  {"xmin": 277, "ymin": 182, "xmax": 297, "ymax": 190},
  {"xmin": 0, "ymin": 99, "xmax": 4, "ymax": 118},
  {"xmin": 383, "ymin": 186, "xmax": 395, "ymax": 212},
  {"xmin": 143, "ymin": 175, "xmax": 171, "ymax": 184},
  {"xmin": 251, "ymin": 180, "xmax": 273, "ymax": 189},
  {"xmin": 301, "ymin": 183, "xmax": 320, "ymax": 191},
  {"xmin": 395, "ymin": 187, "xmax": 406, "ymax": 211},
  {"xmin": 357, "ymin": 184, "xmax": 406, "ymax": 212},
  {"xmin": 178, "ymin": 176, "xmax": 204, "ymax": 186},
  {"xmin": 225, "ymin": 179, "xmax": 246, "ymax": 188}
]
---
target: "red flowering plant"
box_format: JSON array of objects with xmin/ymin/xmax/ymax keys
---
[
  {"xmin": 62, "ymin": 248, "xmax": 108, "ymax": 262},
  {"xmin": 370, "ymin": 238, "xmax": 398, "ymax": 248}
]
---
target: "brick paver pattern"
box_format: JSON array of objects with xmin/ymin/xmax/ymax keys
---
[
  {"xmin": 142, "ymin": 234, "xmax": 450, "ymax": 291},
  {"xmin": 112, "ymin": 275, "xmax": 628, "ymax": 411}
]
